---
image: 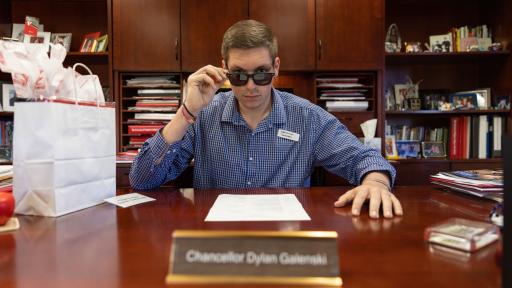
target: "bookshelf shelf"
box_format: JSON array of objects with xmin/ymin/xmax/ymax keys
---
[
  {"xmin": 390, "ymin": 158, "xmax": 502, "ymax": 164},
  {"xmin": 67, "ymin": 52, "xmax": 109, "ymax": 57},
  {"xmin": 0, "ymin": 112, "xmax": 14, "ymax": 117},
  {"xmin": 386, "ymin": 109, "xmax": 511, "ymax": 116},
  {"xmin": 118, "ymin": 72, "xmax": 181, "ymax": 152},
  {"xmin": 386, "ymin": 51, "xmax": 510, "ymax": 65}
]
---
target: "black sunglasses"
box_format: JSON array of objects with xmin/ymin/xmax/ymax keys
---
[{"xmin": 226, "ymin": 72, "xmax": 275, "ymax": 86}]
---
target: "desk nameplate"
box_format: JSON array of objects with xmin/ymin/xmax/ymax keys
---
[{"xmin": 166, "ymin": 230, "xmax": 342, "ymax": 286}]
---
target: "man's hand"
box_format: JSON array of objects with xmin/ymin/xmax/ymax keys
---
[
  {"xmin": 184, "ymin": 65, "xmax": 227, "ymax": 114},
  {"xmin": 334, "ymin": 176, "xmax": 403, "ymax": 219}
]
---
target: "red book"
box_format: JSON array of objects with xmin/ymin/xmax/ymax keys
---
[
  {"xmin": 127, "ymin": 125, "xmax": 162, "ymax": 134},
  {"xmin": 460, "ymin": 117, "xmax": 468, "ymax": 159},
  {"xmin": 129, "ymin": 136, "xmax": 150, "ymax": 144}
]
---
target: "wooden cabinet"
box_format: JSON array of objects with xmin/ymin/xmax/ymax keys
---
[
  {"xmin": 180, "ymin": 0, "xmax": 248, "ymax": 71},
  {"xmin": 384, "ymin": 0, "xmax": 512, "ymax": 184},
  {"xmin": 316, "ymin": 0, "xmax": 384, "ymax": 70},
  {"xmin": 249, "ymin": 0, "xmax": 315, "ymax": 71},
  {"xmin": 113, "ymin": 0, "xmax": 180, "ymax": 71}
]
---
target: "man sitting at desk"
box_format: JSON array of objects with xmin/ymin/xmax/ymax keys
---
[{"xmin": 130, "ymin": 20, "xmax": 403, "ymax": 219}]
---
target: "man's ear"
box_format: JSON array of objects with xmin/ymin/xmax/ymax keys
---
[
  {"xmin": 222, "ymin": 59, "xmax": 226, "ymax": 69},
  {"xmin": 273, "ymin": 57, "xmax": 280, "ymax": 77}
]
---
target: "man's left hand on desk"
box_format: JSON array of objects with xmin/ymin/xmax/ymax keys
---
[{"xmin": 334, "ymin": 184, "xmax": 404, "ymax": 219}]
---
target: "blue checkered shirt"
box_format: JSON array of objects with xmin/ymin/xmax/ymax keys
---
[{"xmin": 129, "ymin": 89, "xmax": 395, "ymax": 189}]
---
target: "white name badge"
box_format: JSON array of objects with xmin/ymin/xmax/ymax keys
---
[{"xmin": 277, "ymin": 129, "xmax": 300, "ymax": 142}]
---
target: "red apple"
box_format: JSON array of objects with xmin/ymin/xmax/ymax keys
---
[{"xmin": 0, "ymin": 192, "xmax": 15, "ymax": 226}]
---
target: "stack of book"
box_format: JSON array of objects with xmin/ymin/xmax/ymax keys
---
[
  {"xmin": 0, "ymin": 165, "xmax": 13, "ymax": 192},
  {"xmin": 316, "ymin": 76, "xmax": 370, "ymax": 112},
  {"xmin": 125, "ymin": 76, "xmax": 180, "ymax": 88},
  {"xmin": 431, "ymin": 169, "xmax": 503, "ymax": 202},
  {"xmin": 449, "ymin": 115, "xmax": 505, "ymax": 160}
]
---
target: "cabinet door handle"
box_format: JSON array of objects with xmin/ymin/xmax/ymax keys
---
[
  {"xmin": 318, "ymin": 39, "xmax": 322, "ymax": 61},
  {"xmin": 175, "ymin": 38, "xmax": 179, "ymax": 61}
]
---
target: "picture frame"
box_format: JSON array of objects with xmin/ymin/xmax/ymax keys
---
[
  {"xmin": 11, "ymin": 23, "xmax": 25, "ymax": 41},
  {"xmin": 23, "ymin": 31, "xmax": 51, "ymax": 52},
  {"xmin": 1, "ymin": 84, "xmax": 16, "ymax": 112},
  {"xmin": 494, "ymin": 95, "xmax": 510, "ymax": 109},
  {"xmin": 385, "ymin": 135, "xmax": 398, "ymax": 158},
  {"xmin": 421, "ymin": 141, "xmax": 446, "ymax": 158},
  {"xmin": 396, "ymin": 140, "xmax": 421, "ymax": 159},
  {"xmin": 95, "ymin": 34, "xmax": 108, "ymax": 52},
  {"xmin": 50, "ymin": 33, "xmax": 72, "ymax": 52},
  {"xmin": 79, "ymin": 31, "xmax": 100, "ymax": 52},
  {"xmin": 394, "ymin": 83, "xmax": 419, "ymax": 101},
  {"xmin": 453, "ymin": 89, "xmax": 490, "ymax": 109},
  {"xmin": 429, "ymin": 33, "xmax": 452, "ymax": 52},
  {"xmin": 450, "ymin": 93, "xmax": 477, "ymax": 110}
]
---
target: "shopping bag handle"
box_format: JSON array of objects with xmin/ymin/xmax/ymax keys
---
[{"xmin": 72, "ymin": 63, "xmax": 101, "ymax": 106}]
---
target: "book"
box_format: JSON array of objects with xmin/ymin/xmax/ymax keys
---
[
  {"xmin": 134, "ymin": 113, "xmax": 175, "ymax": 120},
  {"xmin": 127, "ymin": 125, "xmax": 163, "ymax": 134}
]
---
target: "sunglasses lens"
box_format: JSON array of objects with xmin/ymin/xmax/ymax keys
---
[
  {"xmin": 227, "ymin": 72, "xmax": 274, "ymax": 86},
  {"xmin": 228, "ymin": 73, "xmax": 247, "ymax": 86},
  {"xmin": 253, "ymin": 73, "xmax": 273, "ymax": 85}
]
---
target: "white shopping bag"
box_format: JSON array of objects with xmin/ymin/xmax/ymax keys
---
[{"xmin": 12, "ymin": 64, "xmax": 116, "ymax": 217}]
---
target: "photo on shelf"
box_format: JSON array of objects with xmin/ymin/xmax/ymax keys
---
[
  {"xmin": 429, "ymin": 33, "xmax": 452, "ymax": 52},
  {"xmin": 11, "ymin": 23, "xmax": 25, "ymax": 41},
  {"xmin": 1, "ymin": 84, "xmax": 16, "ymax": 112},
  {"xmin": 421, "ymin": 141, "xmax": 446, "ymax": 158},
  {"xmin": 494, "ymin": 95, "xmax": 510, "ymax": 109},
  {"xmin": 450, "ymin": 93, "xmax": 477, "ymax": 110},
  {"xmin": 385, "ymin": 135, "xmax": 398, "ymax": 158},
  {"xmin": 396, "ymin": 140, "xmax": 421, "ymax": 159},
  {"xmin": 95, "ymin": 34, "xmax": 108, "ymax": 52},
  {"xmin": 50, "ymin": 33, "xmax": 72, "ymax": 52},
  {"xmin": 394, "ymin": 83, "xmax": 419, "ymax": 101},
  {"xmin": 23, "ymin": 31, "xmax": 51, "ymax": 52},
  {"xmin": 79, "ymin": 31, "xmax": 100, "ymax": 52},
  {"xmin": 420, "ymin": 90, "xmax": 449, "ymax": 110}
]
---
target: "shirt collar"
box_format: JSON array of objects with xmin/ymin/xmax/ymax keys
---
[{"xmin": 221, "ymin": 88, "xmax": 287, "ymax": 125}]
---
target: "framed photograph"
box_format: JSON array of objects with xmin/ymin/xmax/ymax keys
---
[
  {"xmin": 50, "ymin": 33, "xmax": 72, "ymax": 52},
  {"xmin": 95, "ymin": 34, "xmax": 108, "ymax": 52},
  {"xmin": 396, "ymin": 140, "xmax": 421, "ymax": 159},
  {"xmin": 394, "ymin": 83, "xmax": 419, "ymax": 101},
  {"xmin": 454, "ymin": 89, "xmax": 490, "ymax": 109},
  {"xmin": 385, "ymin": 135, "xmax": 398, "ymax": 158},
  {"xmin": 11, "ymin": 23, "xmax": 25, "ymax": 41},
  {"xmin": 1, "ymin": 84, "xmax": 16, "ymax": 112},
  {"xmin": 421, "ymin": 141, "xmax": 447, "ymax": 158},
  {"xmin": 79, "ymin": 31, "xmax": 100, "ymax": 52},
  {"xmin": 429, "ymin": 33, "xmax": 452, "ymax": 52},
  {"xmin": 450, "ymin": 93, "xmax": 477, "ymax": 110},
  {"xmin": 23, "ymin": 31, "xmax": 51, "ymax": 51},
  {"xmin": 494, "ymin": 95, "xmax": 510, "ymax": 109}
]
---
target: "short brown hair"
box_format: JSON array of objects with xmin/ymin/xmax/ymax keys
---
[{"xmin": 221, "ymin": 19, "xmax": 278, "ymax": 65}]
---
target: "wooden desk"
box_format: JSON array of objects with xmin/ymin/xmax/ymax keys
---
[{"xmin": 0, "ymin": 186, "xmax": 501, "ymax": 288}]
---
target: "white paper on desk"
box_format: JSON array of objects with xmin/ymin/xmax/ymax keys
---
[
  {"xmin": 205, "ymin": 194, "xmax": 311, "ymax": 221},
  {"xmin": 104, "ymin": 193, "xmax": 155, "ymax": 208}
]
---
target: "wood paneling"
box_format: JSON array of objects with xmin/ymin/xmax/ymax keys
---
[
  {"xmin": 181, "ymin": 0, "xmax": 248, "ymax": 71},
  {"xmin": 316, "ymin": 0, "xmax": 384, "ymax": 70},
  {"xmin": 113, "ymin": 0, "xmax": 180, "ymax": 71},
  {"xmin": 249, "ymin": 0, "xmax": 315, "ymax": 71}
]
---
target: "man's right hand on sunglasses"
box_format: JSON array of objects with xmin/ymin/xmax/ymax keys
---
[{"xmin": 184, "ymin": 65, "xmax": 227, "ymax": 115}]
